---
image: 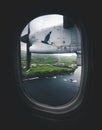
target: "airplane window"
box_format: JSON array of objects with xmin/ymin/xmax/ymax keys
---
[{"xmin": 19, "ymin": 14, "xmax": 87, "ymax": 114}]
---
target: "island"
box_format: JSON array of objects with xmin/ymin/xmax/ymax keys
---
[{"xmin": 21, "ymin": 53, "xmax": 77, "ymax": 79}]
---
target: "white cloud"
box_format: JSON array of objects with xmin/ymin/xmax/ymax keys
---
[
  {"xmin": 21, "ymin": 14, "xmax": 63, "ymax": 36},
  {"xmin": 30, "ymin": 14, "xmax": 63, "ymax": 33}
]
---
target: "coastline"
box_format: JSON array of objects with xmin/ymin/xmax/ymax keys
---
[{"xmin": 22, "ymin": 67, "xmax": 77, "ymax": 80}]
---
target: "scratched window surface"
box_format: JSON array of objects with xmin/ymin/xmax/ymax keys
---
[{"xmin": 20, "ymin": 14, "xmax": 82, "ymax": 106}]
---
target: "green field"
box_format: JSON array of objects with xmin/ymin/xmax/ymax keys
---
[{"xmin": 21, "ymin": 52, "xmax": 77, "ymax": 78}]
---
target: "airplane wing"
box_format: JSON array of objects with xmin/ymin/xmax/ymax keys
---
[{"xmin": 29, "ymin": 42, "xmax": 73, "ymax": 53}]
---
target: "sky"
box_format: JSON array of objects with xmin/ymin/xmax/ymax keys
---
[
  {"xmin": 21, "ymin": 14, "xmax": 64, "ymax": 52},
  {"xmin": 21, "ymin": 14, "xmax": 81, "ymax": 56},
  {"xmin": 30, "ymin": 14, "xmax": 63, "ymax": 33},
  {"xmin": 21, "ymin": 14, "xmax": 63, "ymax": 35}
]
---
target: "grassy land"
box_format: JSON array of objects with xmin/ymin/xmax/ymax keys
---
[{"xmin": 21, "ymin": 52, "xmax": 77, "ymax": 78}]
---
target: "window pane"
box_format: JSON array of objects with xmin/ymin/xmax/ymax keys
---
[{"xmin": 20, "ymin": 14, "xmax": 82, "ymax": 106}]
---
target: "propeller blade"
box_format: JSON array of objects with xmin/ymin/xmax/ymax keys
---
[
  {"xmin": 20, "ymin": 23, "xmax": 30, "ymax": 43},
  {"xmin": 20, "ymin": 34, "xmax": 29, "ymax": 43},
  {"xmin": 20, "ymin": 23, "xmax": 31, "ymax": 70},
  {"xmin": 26, "ymin": 43, "xmax": 31, "ymax": 70}
]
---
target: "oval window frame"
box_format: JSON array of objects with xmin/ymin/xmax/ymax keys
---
[{"xmin": 15, "ymin": 13, "xmax": 88, "ymax": 117}]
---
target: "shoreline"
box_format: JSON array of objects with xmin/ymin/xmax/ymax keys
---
[{"xmin": 22, "ymin": 67, "xmax": 77, "ymax": 80}]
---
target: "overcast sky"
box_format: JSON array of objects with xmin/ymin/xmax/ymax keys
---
[
  {"xmin": 21, "ymin": 14, "xmax": 80, "ymax": 56},
  {"xmin": 21, "ymin": 14, "xmax": 63, "ymax": 36},
  {"xmin": 21, "ymin": 14, "xmax": 63, "ymax": 52}
]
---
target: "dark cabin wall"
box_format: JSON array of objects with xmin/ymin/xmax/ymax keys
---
[{"xmin": 1, "ymin": 0, "xmax": 101, "ymax": 129}]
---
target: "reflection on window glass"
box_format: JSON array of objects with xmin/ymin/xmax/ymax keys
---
[{"xmin": 20, "ymin": 14, "xmax": 82, "ymax": 106}]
